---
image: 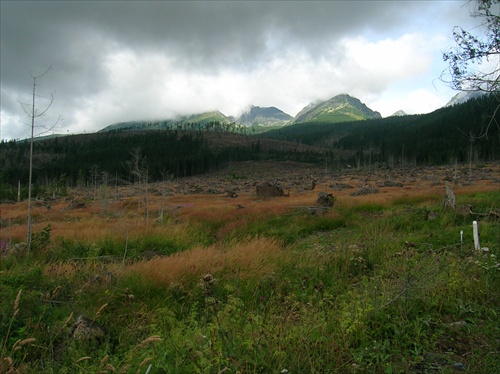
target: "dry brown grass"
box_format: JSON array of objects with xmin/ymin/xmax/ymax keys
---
[
  {"xmin": 43, "ymin": 262, "xmax": 79, "ymax": 279},
  {"xmin": 124, "ymin": 236, "xmax": 284, "ymax": 286},
  {"xmin": 1, "ymin": 163, "xmax": 498, "ymax": 245},
  {"xmin": 42, "ymin": 260, "xmax": 122, "ymax": 289}
]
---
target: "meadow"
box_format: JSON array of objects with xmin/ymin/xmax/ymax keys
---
[{"xmin": 1, "ymin": 162, "xmax": 499, "ymax": 373}]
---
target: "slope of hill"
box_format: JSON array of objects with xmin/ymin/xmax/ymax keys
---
[
  {"xmin": 0, "ymin": 130, "xmax": 332, "ymax": 194},
  {"xmin": 293, "ymin": 94, "xmax": 382, "ymax": 124},
  {"xmin": 445, "ymin": 91, "xmax": 485, "ymax": 107},
  {"xmin": 260, "ymin": 93, "xmax": 499, "ymax": 166},
  {"xmin": 99, "ymin": 111, "xmax": 231, "ymax": 133}
]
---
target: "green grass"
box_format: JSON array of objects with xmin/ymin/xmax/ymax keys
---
[
  {"xmin": 457, "ymin": 190, "xmax": 500, "ymax": 210},
  {"xmin": 1, "ymin": 190, "xmax": 499, "ymax": 373},
  {"xmin": 242, "ymin": 213, "xmax": 346, "ymax": 245}
]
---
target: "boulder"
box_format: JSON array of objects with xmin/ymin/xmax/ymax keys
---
[
  {"xmin": 330, "ymin": 183, "xmax": 354, "ymax": 191},
  {"xmin": 427, "ymin": 211, "xmax": 439, "ymax": 221},
  {"xmin": 377, "ymin": 180, "xmax": 404, "ymax": 188},
  {"xmin": 69, "ymin": 315, "xmax": 107, "ymax": 342},
  {"xmin": 67, "ymin": 200, "xmax": 86, "ymax": 210},
  {"xmin": 457, "ymin": 204, "xmax": 472, "ymax": 216},
  {"xmin": 256, "ymin": 182, "xmax": 284, "ymax": 198},
  {"xmin": 350, "ymin": 186, "xmax": 380, "ymax": 196}
]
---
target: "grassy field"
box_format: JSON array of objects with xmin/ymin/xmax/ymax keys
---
[{"xmin": 1, "ymin": 163, "xmax": 499, "ymax": 373}]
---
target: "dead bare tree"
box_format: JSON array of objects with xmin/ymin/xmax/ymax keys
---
[
  {"xmin": 18, "ymin": 66, "xmax": 60, "ymax": 251},
  {"xmin": 124, "ymin": 148, "xmax": 149, "ymax": 222},
  {"xmin": 159, "ymin": 169, "xmax": 174, "ymax": 222}
]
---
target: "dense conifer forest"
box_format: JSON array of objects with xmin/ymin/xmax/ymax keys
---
[{"xmin": 261, "ymin": 94, "xmax": 499, "ymax": 167}]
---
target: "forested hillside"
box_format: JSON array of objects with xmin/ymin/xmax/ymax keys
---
[
  {"xmin": 0, "ymin": 130, "xmax": 328, "ymax": 200},
  {"xmin": 261, "ymin": 94, "xmax": 499, "ymax": 167}
]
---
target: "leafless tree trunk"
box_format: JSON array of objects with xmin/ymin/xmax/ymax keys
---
[
  {"xmin": 125, "ymin": 148, "xmax": 149, "ymax": 221},
  {"xmin": 468, "ymin": 131, "xmax": 475, "ymax": 175},
  {"xmin": 159, "ymin": 169, "xmax": 173, "ymax": 222},
  {"xmin": 19, "ymin": 67, "xmax": 59, "ymax": 251}
]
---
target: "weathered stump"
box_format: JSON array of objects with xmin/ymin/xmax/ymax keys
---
[
  {"xmin": 316, "ymin": 192, "xmax": 335, "ymax": 207},
  {"xmin": 443, "ymin": 182, "xmax": 456, "ymax": 210}
]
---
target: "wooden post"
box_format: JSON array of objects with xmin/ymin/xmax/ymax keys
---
[{"xmin": 473, "ymin": 221, "xmax": 480, "ymax": 250}]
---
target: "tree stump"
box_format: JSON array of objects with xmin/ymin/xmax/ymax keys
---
[{"xmin": 443, "ymin": 182, "xmax": 456, "ymax": 210}]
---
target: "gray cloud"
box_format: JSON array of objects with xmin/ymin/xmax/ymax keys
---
[{"xmin": 1, "ymin": 1, "xmax": 474, "ymax": 139}]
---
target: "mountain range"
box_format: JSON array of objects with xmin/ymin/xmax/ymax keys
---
[
  {"xmin": 98, "ymin": 91, "xmax": 487, "ymax": 133},
  {"xmin": 100, "ymin": 94, "xmax": 383, "ymax": 132}
]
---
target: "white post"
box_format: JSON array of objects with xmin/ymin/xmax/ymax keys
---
[
  {"xmin": 460, "ymin": 230, "xmax": 464, "ymax": 247},
  {"xmin": 472, "ymin": 221, "xmax": 480, "ymax": 250}
]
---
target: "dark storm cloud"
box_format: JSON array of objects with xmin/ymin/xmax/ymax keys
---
[{"xmin": 1, "ymin": 1, "xmax": 424, "ymax": 78}]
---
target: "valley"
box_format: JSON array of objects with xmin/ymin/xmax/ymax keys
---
[{"xmin": 1, "ymin": 160, "xmax": 499, "ymax": 373}]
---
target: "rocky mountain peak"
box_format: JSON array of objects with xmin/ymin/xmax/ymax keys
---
[
  {"xmin": 237, "ymin": 105, "xmax": 292, "ymax": 127},
  {"xmin": 390, "ymin": 110, "xmax": 407, "ymax": 117},
  {"xmin": 293, "ymin": 94, "xmax": 381, "ymax": 124}
]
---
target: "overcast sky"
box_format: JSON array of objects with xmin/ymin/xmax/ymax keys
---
[{"xmin": 0, "ymin": 1, "xmax": 480, "ymax": 140}]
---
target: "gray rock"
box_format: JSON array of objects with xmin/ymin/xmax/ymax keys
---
[
  {"xmin": 427, "ymin": 211, "xmax": 439, "ymax": 221},
  {"xmin": 256, "ymin": 182, "xmax": 284, "ymax": 197},
  {"xmin": 69, "ymin": 315, "xmax": 107, "ymax": 342},
  {"xmin": 378, "ymin": 180, "xmax": 404, "ymax": 188},
  {"xmin": 453, "ymin": 362, "xmax": 466, "ymax": 371},
  {"xmin": 457, "ymin": 204, "xmax": 472, "ymax": 216},
  {"xmin": 350, "ymin": 185, "xmax": 380, "ymax": 196},
  {"xmin": 330, "ymin": 183, "xmax": 354, "ymax": 190}
]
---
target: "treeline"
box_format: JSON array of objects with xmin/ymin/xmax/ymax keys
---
[
  {"xmin": 0, "ymin": 129, "xmax": 325, "ymax": 200},
  {"xmin": 101, "ymin": 120, "xmax": 248, "ymax": 134},
  {"xmin": 261, "ymin": 94, "xmax": 499, "ymax": 167}
]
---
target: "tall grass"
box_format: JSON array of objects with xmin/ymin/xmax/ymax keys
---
[
  {"xmin": 125, "ymin": 236, "xmax": 284, "ymax": 287},
  {"xmin": 0, "ymin": 178, "xmax": 498, "ymax": 372}
]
